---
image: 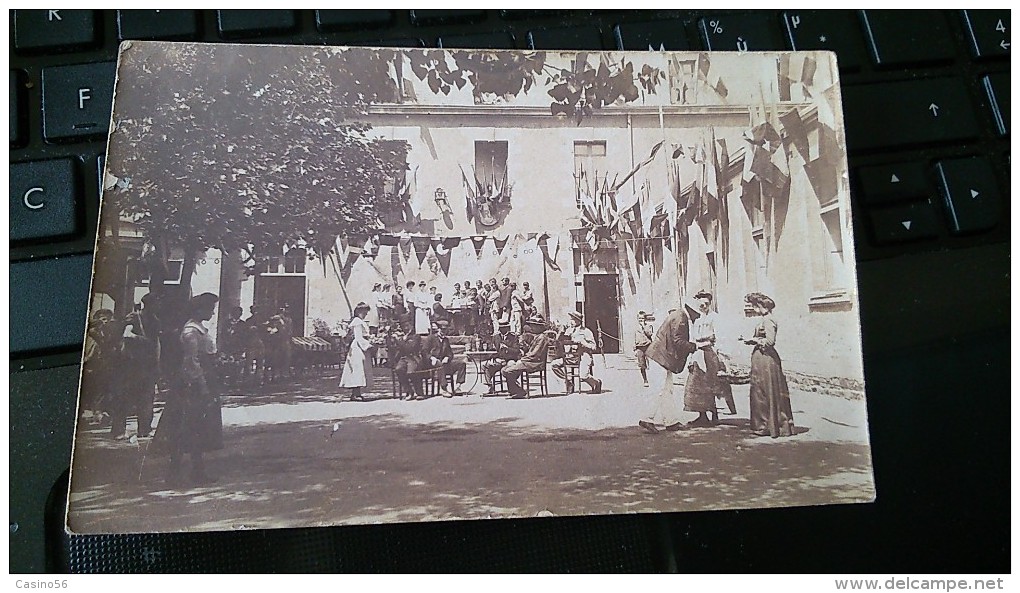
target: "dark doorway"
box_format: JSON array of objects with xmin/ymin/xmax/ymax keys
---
[
  {"xmin": 582, "ymin": 273, "xmax": 620, "ymax": 354},
  {"xmin": 255, "ymin": 275, "xmax": 306, "ymax": 337}
]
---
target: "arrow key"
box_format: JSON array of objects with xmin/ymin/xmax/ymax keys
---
[
  {"xmin": 936, "ymin": 157, "xmax": 1001, "ymax": 234},
  {"xmin": 870, "ymin": 201, "xmax": 940, "ymax": 245},
  {"xmin": 856, "ymin": 162, "xmax": 928, "ymax": 205}
]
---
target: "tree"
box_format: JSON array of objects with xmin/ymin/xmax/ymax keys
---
[{"xmin": 104, "ymin": 43, "xmax": 408, "ymax": 302}]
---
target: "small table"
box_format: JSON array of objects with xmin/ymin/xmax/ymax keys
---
[{"xmin": 464, "ymin": 350, "xmax": 497, "ymax": 393}]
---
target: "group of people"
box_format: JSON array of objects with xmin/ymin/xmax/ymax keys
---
[
  {"xmin": 82, "ymin": 291, "xmax": 227, "ymax": 485},
  {"xmin": 218, "ymin": 304, "xmax": 296, "ymax": 386},
  {"xmin": 366, "ymin": 277, "xmax": 539, "ymax": 339},
  {"xmin": 636, "ymin": 290, "xmax": 795, "ymax": 438},
  {"xmin": 340, "ymin": 303, "xmax": 467, "ymax": 401}
]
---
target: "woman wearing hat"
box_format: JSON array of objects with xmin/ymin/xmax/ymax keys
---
[
  {"xmin": 339, "ymin": 302, "xmax": 373, "ymax": 401},
  {"xmin": 153, "ymin": 292, "xmax": 222, "ymax": 486},
  {"xmin": 684, "ymin": 291, "xmax": 735, "ymax": 427},
  {"xmin": 739, "ymin": 292, "xmax": 794, "ymax": 437}
]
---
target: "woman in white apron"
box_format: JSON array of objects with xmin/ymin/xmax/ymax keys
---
[{"xmin": 340, "ymin": 302, "xmax": 373, "ymax": 401}]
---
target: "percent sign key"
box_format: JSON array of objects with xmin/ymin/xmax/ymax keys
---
[{"xmin": 700, "ymin": 14, "xmax": 786, "ymax": 52}]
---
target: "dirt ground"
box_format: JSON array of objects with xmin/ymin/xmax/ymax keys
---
[{"xmin": 67, "ymin": 355, "xmax": 876, "ymax": 533}]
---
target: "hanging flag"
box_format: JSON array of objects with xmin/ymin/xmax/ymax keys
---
[
  {"xmin": 460, "ymin": 165, "xmax": 477, "ymax": 224},
  {"xmin": 779, "ymin": 107, "xmax": 810, "ymax": 162},
  {"xmin": 398, "ymin": 237, "xmax": 413, "ymax": 267},
  {"xmin": 494, "ymin": 236, "xmax": 509, "ymax": 256},
  {"xmin": 419, "ymin": 126, "xmax": 438, "ymax": 160},
  {"xmin": 471, "ymin": 236, "xmax": 486, "ymax": 258},
  {"xmin": 411, "ymin": 236, "xmax": 430, "ymax": 265},
  {"xmin": 378, "ymin": 234, "xmax": 398, "ymax": 247},
  {"xmin": 612, "ymin": 140, "xmax": 665, "ymax": 191},
  {"xmin": 433, "ymin": 238, "xmax": 453, "ymax": 276},
  {"xmin": 538, "ymin": 233, "xmax": 561, "ymax": 271}
]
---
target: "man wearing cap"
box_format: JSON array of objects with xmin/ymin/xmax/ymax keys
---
[
  {"xmin": 634, "ymin": 311, "xmax": 655, "ymax": 387},
  {"xmin": 503, "ymin": 322, "xmax": 552, "ymax": 399},
  {"xmin": 482, "ymin": 320, "xmax": 520, "ymax": 393},
  {"xmin": 553, "ymin": 311, "xmax": 602, "ymax": 394},
  {"xmin": 639, "ymin": 302, "xmax": 698, "ymax": 434}
]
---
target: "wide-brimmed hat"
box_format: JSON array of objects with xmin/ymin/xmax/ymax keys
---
[{"xmin": 567, "ymin": 311, "xmax": 583, "ymax": 324}]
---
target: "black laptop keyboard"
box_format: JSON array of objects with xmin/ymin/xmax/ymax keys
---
[{"xmin": 9, "ymin": 9, "xmax": 1011, "ymax": 364}]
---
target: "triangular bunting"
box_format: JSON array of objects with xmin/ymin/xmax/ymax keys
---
[
  {"xmin": 411, "ymin": 236, "xmax": 430, "ymax": 265},
  {"xmin": 494, "ymin": 236, "xmax": 509, "ymax": 256},
  {"xmin": 471, "ymin": 236, "xmax": 486, "ymax": 258}
]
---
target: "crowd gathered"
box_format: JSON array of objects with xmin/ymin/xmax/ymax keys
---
[{"xmin": 339, "ymin": 276, "xmax": 605, "ymax": 401}]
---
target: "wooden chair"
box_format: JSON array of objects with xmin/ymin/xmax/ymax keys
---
[{"xmin": 522, "ymin": 365, "xmax": 549, "ymax": 397}]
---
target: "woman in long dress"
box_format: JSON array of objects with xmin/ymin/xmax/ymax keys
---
[
  {"xmin": 153, "ymin": 292, "xmax": 223, "ymax": 486},
  {"xmin": 683, "ymin": 291, "xmax": 734, "ymax": 427},
  {"xmin": 340, "ymin": 302, "xmax": 372, "ymax": 401},
  {"xmin": 741, "ymin": 292, "xmax": 794, "ymax": 437}
]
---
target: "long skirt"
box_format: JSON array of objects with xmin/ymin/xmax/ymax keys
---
[
  {"xmin": 152, "ymin": 375, "xmax": 223, "ymax": 455},
  {"xmin": 748, "ymin": 346, "xmax": 794, "ymax": 437},
  {"xmin": 684, "ymin": 347, "xmax": 722, "ymax": 413},
  {"xmin": 339, "ymin": 345, "xmax": 369, "ymax": 388}
]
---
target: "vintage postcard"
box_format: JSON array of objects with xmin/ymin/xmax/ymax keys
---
[{"xmin": 68, "ymin": 42, "xmax": 874, "ymax": 533}]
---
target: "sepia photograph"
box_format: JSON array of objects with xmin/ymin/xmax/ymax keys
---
[{"xmin": 68, "ymin": 42, "xmax": 874, "ymax": 533}]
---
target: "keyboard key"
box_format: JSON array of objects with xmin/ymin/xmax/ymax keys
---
[
  {"xmin": 698, "ymin": 14, "xmax": 786, "ymax": 52},
  {"xmin": 10, "ymin": 254, "xmax": 94, "ymax": 355},
  {"xmin": 42, "ymin": 62, "xmax": 117, "ymax": 142},
  {"xmin": 935, "ymin": 157, "xmax": 1001, "ymax": 234},
  {"xmin": 10, "ymin": 159, "xmax": 81, "ymax": 243},
  {"xmin": 315, "ymin": 10, "xmax": 392, "ymax": 32},
  {"xmin": 860, "ymin": 10, "xmax": 955, "ymax": 67},
  {"xmin": 842, "ymin": 78, "xmax": 980, "ymax": 152},
  {"xmin": 439, "ymin": 32, "xmax": 515, "ymax": 49},
  {"xmin": 11, "ymin": 71, "xmax": 24, "ymax": 145},
  {"xmin": 13, "ymin": 10, "xmax": 98, "ymax": 53},
  {"xmin": 983, "ymin": 73, "xmax": 1010, "ymax": 136},
  {"xmin": 783, "ymin": 10, "xmax": 867, "ymax": 71},
  {"xmin": 962, "ymin": 10, "xmax": 1010, "ymax": 59},
  {"xmin": 117, "ymin": 10, "xmax": 199, "ymax": 41},
  {"xmin": 410, "ymin": 10, "xmax": 485, "ymax": 25},
  {"xmin": 528, "ymin": 27, "xmax": 603, "ymax": 50},
  {"xmin": 856, "ymin": 162, "xmax": 928, "ymax": 205},
  {"xmin": 870, "ymin": 201, "xmax": 940, "ymax": 244},
  {"xmin": 217, "ymin": 10, "xmax": 297, "ymax": 38},
  {"xmin": 614, "ymin": 20, "xmax": 689, "ymax": 51}
]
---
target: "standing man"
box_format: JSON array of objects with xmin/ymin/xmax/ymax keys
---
[
  {"xmin": 634, "ymin": 311, "xmax": 654, "ymax": 387},
  {"xmin": 509, "ymin": 282, "xmax": 524, "ymax": 335},
  {"xmin": 486, "ymin": 279, "xmax": 502, "ymax": 335},
  {"xmin": 552, "ymin": 311, "xmax": 602, "ymax": 394},
  {"xmin": 638, "ymin": 304, "xmax": 698, "ymax": 434}
]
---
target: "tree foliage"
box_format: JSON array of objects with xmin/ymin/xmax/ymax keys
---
[{"xmin": 107, "ymin": 43, "xmax": 408, "ymax": 264}]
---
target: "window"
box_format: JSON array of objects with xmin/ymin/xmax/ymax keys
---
[
  {"xmin": 284, "ymin": 247, "xmax": 306, "ymax": 274},
  {"xmin": 808, "ymin": 198, "xmax": 851, "ymax": 308},
  {"xmin": 573, "ymin": 140, "xmax": 607, "ymax": 207}
]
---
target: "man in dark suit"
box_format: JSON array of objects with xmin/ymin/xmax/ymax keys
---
[
  {"xmin": 482, "ymin": 321, "xmax": 520, "ymax": 393},
  {"xmin": 426, "ymin": 321, "xmax": 467, "ymax": 397},
  {"xmin": 392, "ymin": 329, "xmax": 425, "ymax": 400},
  {"xmin": 639, "ymin": 305, "xmax": 699, "ymax": 433},
  {"xmin": 503, "ymin": 325, "xmax": 551, "ymax": 399}
]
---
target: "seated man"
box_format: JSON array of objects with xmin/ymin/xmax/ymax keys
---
[
  {"xmin": 482, "ymin": 320, "xmax": 521, "ymax": 393},
  {"xmin": 503, "ymin": 324, "xmax": 552, "ymax": 399},
  {"xmin": 552, "ymin": 311, "xmax": 602, "ymax": 394},
  {"xmin": 425, "ymin": 321, "xmax": 467, "ymax": 397},
  {"xmin": 391, "ymin": 329, "xmax": 425, "ymax": 400}
]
